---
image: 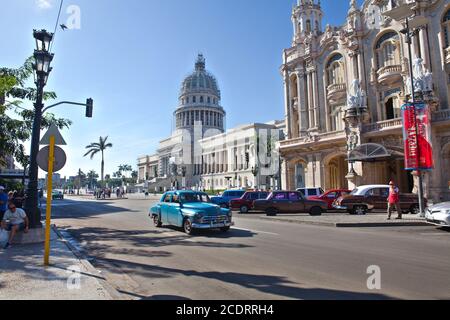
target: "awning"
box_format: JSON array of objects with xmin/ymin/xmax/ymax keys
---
[{"xmin": 348, "ymin": 143, "xmax": 403, "ymax": 162}]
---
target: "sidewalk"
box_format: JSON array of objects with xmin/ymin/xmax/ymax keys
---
[
  {"xmin": 0, "ymin": 228, "xmax": 116, "ymax": 300},
  {"xmin": 256, "ymin": 213, "xmax": 429, "ymax": 228}
]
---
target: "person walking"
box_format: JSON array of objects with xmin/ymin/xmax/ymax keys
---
[{"xmin": 387, "ymin": 181, "xmax": 402, "ymax": 220}]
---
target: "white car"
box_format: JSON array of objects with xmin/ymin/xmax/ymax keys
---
[{"xmin": 426, "ymin": 202, "xmax": 450, "ymax": 227}]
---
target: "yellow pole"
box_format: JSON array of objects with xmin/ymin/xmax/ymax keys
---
[{"xmin": 44, "ymin": 135, "xmax": 55, "ymax": 266}]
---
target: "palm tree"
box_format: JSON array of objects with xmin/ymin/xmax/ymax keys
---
[{"xmin": 83, "ymin": 136, "xmax": 113, "ymax": 184}]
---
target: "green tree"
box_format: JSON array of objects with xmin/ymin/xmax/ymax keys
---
[
  {"xmin": 0, "ymin": 57, "xmax": 71, "ymax": 166},
  {"xmin": 83, "ymin": 136, "xmax": 113, "ymax": 185},
  {"xmin": 75, "ymin": 169, "xmax": 86, "ymax": 195},
  {"xmin": 87, "ymin": 170, "xmax": 99, "ymax": 190}
]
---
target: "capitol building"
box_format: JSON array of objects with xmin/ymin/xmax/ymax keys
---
[
  {"xmin": 138, "ymin": 55, "xmax": 285, "ymax": 192},
  {"xmin": 279, "ymin": 0, "xmax": 450, "ymax": 202}
]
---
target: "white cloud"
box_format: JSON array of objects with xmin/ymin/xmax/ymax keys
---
[{"xmin": 36, "ymin": 0, "xmax": 53, "ymax": 10}]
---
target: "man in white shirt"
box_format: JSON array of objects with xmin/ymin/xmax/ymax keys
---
[{"xmin": 1, "ymin": 202, "xmax": 29, "ymax": 249}]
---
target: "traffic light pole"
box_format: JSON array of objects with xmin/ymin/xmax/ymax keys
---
[{"xmin": 42, "ymin": 99, "xmax": 93, "ymax": 117}]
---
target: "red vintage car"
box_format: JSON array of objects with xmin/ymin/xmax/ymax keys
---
[
  {"xmin": 308, "ymin": 189, "xmax": 352, "ymax": 210},
  {"xmin": 230, "ymin": 191, "xmax": 270, "ymax": 213}
]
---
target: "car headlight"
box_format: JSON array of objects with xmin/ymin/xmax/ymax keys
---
[
  {"xmin": 194, "ymin": 212, "xmax": 204, "ymax": 221},
  {"xmin": 445, "ymin": 210, "xmax": 450, "ymax": 215}
]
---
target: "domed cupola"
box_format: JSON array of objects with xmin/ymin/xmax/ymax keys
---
[
  {"xmin": 174, "ymin": 54, "xmax": 226, "ymax": 133},
  {"xmin": 179, "ymin": 54, "xmax": 221, "ymax": 99}
]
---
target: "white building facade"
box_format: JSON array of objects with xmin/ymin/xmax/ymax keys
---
[
  {"xmin": 280, "ymin": 0, "xmax": 450, "ymax": 202},
  {"xmin": 138, "ymin": 55, "xmax": 285, "ymax": 192}
]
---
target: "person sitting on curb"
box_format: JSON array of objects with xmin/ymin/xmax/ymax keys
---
[
  {"xmin": 387, "ymin": 180, "xmax": 402, "ymax": 221},
  {"xmin": 1, "ymin": 202, "xmax": 29, "ymax": 249}
]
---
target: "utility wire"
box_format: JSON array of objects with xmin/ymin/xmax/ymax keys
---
[{"xmin": 49, "ymin": 0, "xmax": 64, "ymax": 54}]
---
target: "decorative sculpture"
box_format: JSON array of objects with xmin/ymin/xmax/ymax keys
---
[
  {"xmin": 405, "ymin": 57, "xmax": 433, "ymax": 94},
  {"xmin": 346, "ymin": 79, "xmax": 366, "ymax": 111}
]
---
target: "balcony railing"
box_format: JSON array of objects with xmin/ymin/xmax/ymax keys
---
[
  {"xmin": 432, "ymin": 109, "xmax": 450, "ymax": 122},
  {"xmin": 280, "ymin": 130, "xmax": 346, "ymax": 147},
  {"xmin": 377, "ymin": 64, "xmax": 402, "ymax": 85},
  {"xmin": 363, "ymin": 118, "xmax": 402, "ymax": 133},
  {"xmin": 327, "ymin": 83, "xmax": 347, "ymax": 102}
]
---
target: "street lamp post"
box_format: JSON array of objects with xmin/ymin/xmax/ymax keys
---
[
  {"xmin": 25, "ymin": 30, "xmax": 54, "ymax": 228},
  {"xmin": 211, "ymin": 153, "xmax": 215, "ymax": 194},
  {"xmin": 402, "ymin": 17, "xmax": 426, "ymax": 217}
]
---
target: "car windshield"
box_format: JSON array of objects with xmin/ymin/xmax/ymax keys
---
[
  {"xmin": 350, "ymin": 188, "xmax": 360, "ymax": 195},
  {"xmin": 180, "ymin": 193, "xmax": 211, "ymax": 203}
]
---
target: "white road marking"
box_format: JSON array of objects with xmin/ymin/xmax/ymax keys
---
[{"xmin": 232, "ymin": 227, "xmax": 279, "ymax": 236}]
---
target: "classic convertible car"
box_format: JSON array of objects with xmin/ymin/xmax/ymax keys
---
[{"xmin": 149, "ymin": 191, "xmax": 234, "ymax": 235}]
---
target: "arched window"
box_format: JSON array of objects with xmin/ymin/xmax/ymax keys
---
[
  {"xmin": 306, "ymin": 20, "xmax": 311, "ymax": 33},
  {"xmin": 375, "ymin": 31, "xmax": 400, "ymax": 69},
  {"xmin": 207, "ymin": 97, "xmax": 211, "ymax": 104},
  {"xmin": 442, "ymin": 9, "xmax": 450, "ymax": 48},
  {"xmin": 326, "ymin": 54, "xmax": 344, "ymax": 86}
]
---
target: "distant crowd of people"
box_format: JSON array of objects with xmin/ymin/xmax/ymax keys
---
[{"xmin": 93, "ymin": 187, "xmax": 126, "ymax": 200}]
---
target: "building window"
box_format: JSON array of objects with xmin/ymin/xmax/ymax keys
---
[
  {"xmin": 207, "ymin": 97, "xmax": 211, "ymax": 104},
  {"xmin": 200, "ymin": 96, "xmax": 204, "ymax": 103},
  {"xmin": 306, "ymin": 20, "xmax": 311, "ymax": 33},
  {"xmin": 443, "ymin": 9, "xmax": 450, "ymax": 48},
  {"xmin": 326, "ymin": 54, "xmax": 344, "ymax": 86},
  {"xmin": 375, "ymin": 31, "xmax": 400, "ymax": 69},
  {"xmin": 330, "ymin": 105, "xmax": 344, "ymax": 131},
  {"xmin": 384, "ymin": 96, "xmax": 401, "ymax": 120},
  {"xmin": 193, "ymin": 96, "xmax": 196, "ymax": 103}
]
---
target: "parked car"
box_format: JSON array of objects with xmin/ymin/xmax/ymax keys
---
[
  {"xmin": 296, "ymin": 187, "xmax": 325, "ymax": 198},
  {"xmin": 308, "ymin": 189, "xmax": 352, "ymax": 210},
  {"xmin": 253, "ymin": 191, "xmax": 328, "ymax": 216},
  {"xmin": 230, "ymin": 191, "xmax": 270, "ymax": 213},
  {"xmin": 210, "ymin": 190, "xmax": 246, "ymax": 208},
  {"xmin": 333, "ymin": 185, "xmax": 424, "ymax": 215},
  {"xmin": 425, "ymin": 202, "xmax": 450, "ymax": 227},
  {"xmin": 52, "ymin": 190, "xmax": 64, "ymax": 200},
  {"xmin": 149, "ymin": 191, "xmax": 233, "ymax": 235}
]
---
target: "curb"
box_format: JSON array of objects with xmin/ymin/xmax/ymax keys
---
[
  {"xmin": 52, "ymin": 225, "xmax": 123, "ymax": 300},
  {"xmin": 258, "ymin": 216, "xmax": 429, "ymax": 228}
]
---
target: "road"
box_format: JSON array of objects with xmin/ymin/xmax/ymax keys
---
[{"xmin": 50, "ymin": 196, "xmax": 450, "ymax": 300}]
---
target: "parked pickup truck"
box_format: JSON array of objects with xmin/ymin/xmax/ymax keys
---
[{"xmin": 333, "ymin": 184, "xmax": 424, "ymax": 215}]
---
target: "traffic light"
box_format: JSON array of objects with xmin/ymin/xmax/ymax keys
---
[{"xmin": 85, "ymin": 98, "xmax": 93, "ymax": 118}]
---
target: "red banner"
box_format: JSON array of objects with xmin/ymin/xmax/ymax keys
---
[{"xmin": 401, "ymin": 102, "xmax": 434, "ymax": 171}]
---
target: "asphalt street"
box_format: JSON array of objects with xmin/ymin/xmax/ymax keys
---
[{"xmin": 50, "ymin": 196, "xmax": 450, "ymax": 300}]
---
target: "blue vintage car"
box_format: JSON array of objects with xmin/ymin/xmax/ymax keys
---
[{"xmin": 149, "ymin": 191, "xmax": 234, "ymax": 235}]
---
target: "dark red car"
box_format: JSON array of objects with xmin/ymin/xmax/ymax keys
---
[
  {"xmin": 308, "ymin": 189, "xmax": 352, "ymax": 210},
  {"xmin": 230, "ymin": 191, "xmax": 270, "ymax": 213}
]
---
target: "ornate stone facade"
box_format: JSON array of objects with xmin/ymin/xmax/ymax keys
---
[{"xmin": 280, "ymin": 0, "xmax": 450, "ymax": 202}]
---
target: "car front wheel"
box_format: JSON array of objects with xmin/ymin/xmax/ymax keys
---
[
  {"xmin": 353, "ymin": 205, "xmax": 368, "ymax": 215},
  {"xmin": 266, "ymin": 208, "xmax": 278, "ymax": 216},
  {"xmin": 410, "ymin": 204, "xmax": 420, "ymax": 215},
  {"xmin": 153, "ymin": 215, "xmax": 162, "ymax": 227},
  {"xmin": 183, "ymin": 219, "xmax": 194, "ymax": 235},
  {"xmin": 240, "ymin": 205, "xmax": 249, "ymax": 214},
  {"xmin": 309, "ymin": 207, "xmax": 322, "ymax": 216}
]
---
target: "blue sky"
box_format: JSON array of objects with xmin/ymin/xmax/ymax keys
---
[{"xmin": 1, "ymin": 0, "xmax": 362, "ymax": 178}]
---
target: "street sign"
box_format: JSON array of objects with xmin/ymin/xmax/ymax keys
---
[
  {"xmin": 40, "ymin": 123, "xmax": 67, "ymax": 145},
  {"xmin": 37, "ymin": 146, "xmax": 67, "ymax": 172}
]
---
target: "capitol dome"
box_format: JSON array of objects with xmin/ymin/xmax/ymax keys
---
[
  {"xmin": 179, "ymin": 54, "xmax": 221, "ymax": 99},
  {"xmin": 174, "ymin": 54, "xmax": 225, "ymax": 133}
]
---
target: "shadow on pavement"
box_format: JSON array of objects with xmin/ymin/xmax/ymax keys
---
[
  {"xmin": 94, "ymin": 257, "xmax": 394, "ymax": 300},
  {"xmin": 46, "ymin": 198, "xmax": 139, "ymax": 220},
  {"xmin": 57, "ymin": 226, "xmax": 255, "ymax": 259}
]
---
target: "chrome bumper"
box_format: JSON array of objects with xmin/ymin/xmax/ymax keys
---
[
  {"xmin": 192, "ymin": 221, "xmax": 234, "ymax": 229},
  {"xmin": 426, "ymin": 219, "xmax": 450, "ymax": 227},
  {"xmin": 333, "ymin": 205, "xmax": 348, "ymax": 210}
]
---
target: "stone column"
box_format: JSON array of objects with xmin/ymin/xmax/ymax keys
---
[
  {"xmin": 283, "ymin": 70, "xmax": 292, "ymax": 138},
  {"xmin": 296, "ymin": 69, "xmax": 308, "ymax": 136},
  {"xmin": 312, "ymin": 70, "xmax": 320, "ymax": 129},
  {"xmin": 419, "ymin": 27, "xmax": 430, "ymax": 70},
  {"xmin": 308, "ymin": 71, "xmax": 314, "ymax": 129}
]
